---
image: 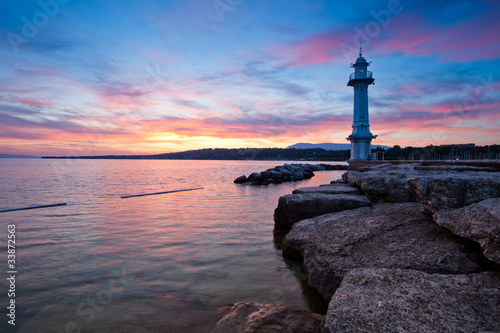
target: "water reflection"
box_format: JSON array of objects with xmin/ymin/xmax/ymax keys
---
[
  {"xmin": 0, "ymin": 159, "xmax": 345, "ymax": 332},
  {"xmin": 273, "ymin": 227, "xmax": 329, "ymax": 315}
]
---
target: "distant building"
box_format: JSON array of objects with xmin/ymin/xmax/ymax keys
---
[{"xmin": 346, "ymin": 48, "xmax": 377, "ymax": 161}]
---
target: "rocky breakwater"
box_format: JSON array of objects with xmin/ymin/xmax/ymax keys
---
[
  {"xmin": 342, "ymin": 163, "xmax": 500, "ymax": 210},
  {"xmin": 233, "ymin": 163, "xmax": 347, "ymax": 185},
  {"xmin": 213, "ymin": 163, "xmax": 500, "ymax": 332}
]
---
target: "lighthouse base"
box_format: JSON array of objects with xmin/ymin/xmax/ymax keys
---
[{"xmin": 347, "ymin": 135, "xmax": 376, "ymax": 161}]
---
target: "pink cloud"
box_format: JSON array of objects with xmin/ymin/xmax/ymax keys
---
[
  {"xmin": 374, "ymin": 12, "xmax": 500, "ymax": 62},
  {"xmin": 269, "ymin": 29, "xmax": 353, "ymax": 66},
  {"xmin": 370, "ymin": 98, "xmax": 500, "ymax": 137},
  {"xmin": 270, "ymin": 4, "xmax": 500, "ymax": 68}
]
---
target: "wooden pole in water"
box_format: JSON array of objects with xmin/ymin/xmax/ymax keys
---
[
  {"xmin": 120, "ymin": 187, "xmax": 203, "ymax": 199},
  {"xmin": 0, "ymin": 203, "xmax": 67, "ymax": 213}
]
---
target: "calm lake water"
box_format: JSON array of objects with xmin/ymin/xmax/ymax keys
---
[{"xmin": 0, "ymin": 159, "xmax": 346, "ymax": 332}]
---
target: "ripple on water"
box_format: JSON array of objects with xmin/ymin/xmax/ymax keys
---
[{"xmin": 0, "ymin": 159, "xmax": 345, "ymax": 331}]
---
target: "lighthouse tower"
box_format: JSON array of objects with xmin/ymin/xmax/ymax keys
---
[{"xmin": 346, "ymin": 48, "xmax": 377, "ymax": 161}]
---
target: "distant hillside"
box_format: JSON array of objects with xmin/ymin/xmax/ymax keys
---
[
  {"xmin": 287, "ymin": 143, "xmax": 391, "ymax": 150},
  {"xmin": 42, "ymin": 148, "xmax": 350, "ymax": 161},
  {"xmin": 40, "ymin": 144, "xmax": 500, "ymax": 161},
  {"xmin": 0, "ymin": 154, "xmax": 38, "ymax": 158}
]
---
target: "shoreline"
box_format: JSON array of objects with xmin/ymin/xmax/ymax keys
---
[{"xmin": 213, "ymin": 161, "xmax": 500, "ymax": 332}]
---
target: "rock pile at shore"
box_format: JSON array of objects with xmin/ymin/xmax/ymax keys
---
[
  {"xmin": 214, "ymin": 162, "xmax": 500, "ymax": 332},
  {"xmin": 212, "ymin": 302, "xmax": 323, "ymax": 333},
  {"xmin": 233, "ymin": 163, "xmax": 347, "ymax": 185}
]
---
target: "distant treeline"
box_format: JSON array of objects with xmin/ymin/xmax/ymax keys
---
[
  {"xmin": 42, "ymin": 148, "xmax": 351, "ymax": 161},
  {"xmin": 42, "ymin": 144, "xmax": 499, "ymax": 161},
  {"xmin": 375, "ymin": 144, "xmax": 499, "ymax": 160}
]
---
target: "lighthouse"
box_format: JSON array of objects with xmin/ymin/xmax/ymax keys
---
[{"xmin": 346, "ymin": 48, "xmax": 377, "ymax": 161}]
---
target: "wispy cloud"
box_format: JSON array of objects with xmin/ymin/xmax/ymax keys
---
[{"xmin": 0, "ymin": 0, "xmax": 498, "ymax": 155}]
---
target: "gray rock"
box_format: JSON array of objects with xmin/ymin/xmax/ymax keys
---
[
  {"xmin": 407, "ymin": 173, "xmax": 500, "ymax": 211},
  {"xmin": 283, "ymin": 203, "xmax": 484, "ymax": 300},
  {"xmin": 290, "ymin": 170, "xmax": 304, "ymax": 181},
  {"xmin": 292, "ymin": 184, "xmax": 359, "ymax": 195},
  {"xmin": 234, "ymin": 175, "xmax": 247, "ymax": 183},
  {"xmin": 342, "ymin": 165, "xmax": 416, "ymax": 202},
  {"xmin": 324, "ymin": 268, "xmax": 500, "ymax": 333},
  {"xmin": 269, "ymin": 170, "xmax": 283, "ymax": 179},
  {"xmin": 247, "ymin": 172, "xmax": 263, "ymax": 182},
  {"xmin": 303, "ymin": 170, "xmax": 315, "ymax": 179},
  {"xmin": 274, "ymin": 193, "xmax": 372, "ymax": 229},
  {"xmin": 434, "ymin": 198, "xmax": 500, "ymax": 264},
  {"xmin": 212, "ymin": 302, "xmax": 322, "ymax": 333},
  {"xmin": 260, "ymin": 170, "xmax": 271, "ymax": 179}
]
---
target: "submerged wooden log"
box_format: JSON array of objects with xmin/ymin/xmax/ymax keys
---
[
  {"xmin": 0, "ymin": 203, "xmax": 67, "ymax": 213},
  {"xmin": 121, "ymin": 187, "xmax": 203, "ymax": 199}
]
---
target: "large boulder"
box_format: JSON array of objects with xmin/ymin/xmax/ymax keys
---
[
  {"xmin": 407, "ymin": 173, "xmax": 500, "ymax": 212},
  {"xmin": 283, "ymin": 203, "xmax": 485, "ymax": 300},
  {"xmin": 324, "ymin": 268, "xmax": 500, "ymax": 333},
  {"xmin": 260, "ymin": 170, "xmax": 272, "ymax": 179},
  {"xmin": 212, "ymin": 302, "xmax": 322, "ymax": 333},
  {"xmin": 247, "ymin": 172, "xmax": 263, "ymax": 182},
  {"xmin": 303, "ymin": 170, "xmax": 315, "ymax": 179},
  {"xmin": 434, "ymin": 198, "xmax": 500, "ymax": 264},
  {"xmin": 290, "ymin": 169, "xmax": 304, "ymax": 181},
  {"xmin": 292, "ymin": 184, "xmax": 359, "ymax": 195},
  {"xmin": 269, "ymin": 170, "xmax": 283, "ymax": 179},
  {"xmin": 342, "ymin": 165, "xmax": 416, "ymax": 202},
  {"xmin": 274, "ymin": 193, "xmax": 372, "ymax": 229},
  {"xmin": 234, "ymin": 175, "xmax": 247, "ymax": 183}
]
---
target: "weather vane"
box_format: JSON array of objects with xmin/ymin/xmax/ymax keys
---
[{"xmin": 359, "ymin": 45, "xmax": 363, "ymax": 57}]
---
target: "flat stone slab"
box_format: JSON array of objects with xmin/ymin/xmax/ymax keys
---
[
  {"xmin": 292, "ymin": 184, "xmax": 359, "ymax": 195},
  {"xmin": 283, "ymin": 203, "xmax": 485, "ymax": 300},
  {"xmin": 342, "ymin": 164, "xmax": 500, "ymax": 209},
  {"xmin": 212, "ymin": 302, "xmax": 323, "ymax": 333},
  {"xmin": 324, "ymin": 268, "xmax": 500, "ymax": 333},
  {"xmin": 343, "ymin": 165, "xmax": 417, "ymax": 203},
  {"xmin": 407, "ymin": 173, "xmax": 500, "ymax": 212},
  {"xmin": 274, "ymin": 193, "xmax": 372, "ymax": 229},
  {"xmin": 434, "ymin": 198, "xmax": 500, "ymax": 264}
]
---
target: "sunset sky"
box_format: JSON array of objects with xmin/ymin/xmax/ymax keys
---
[{"xmin": 1, "ymin": 0, "xmax": 499, "ymax": 156}]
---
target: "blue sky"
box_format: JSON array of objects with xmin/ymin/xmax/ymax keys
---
[{"xmin": 1, "ymin": 0, "xmax": 499, "ymax": 155}]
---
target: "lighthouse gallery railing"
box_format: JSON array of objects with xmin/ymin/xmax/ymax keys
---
[{"xmin": 349, "ymin": 71, "xmax": 373, "ymax": 81}]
